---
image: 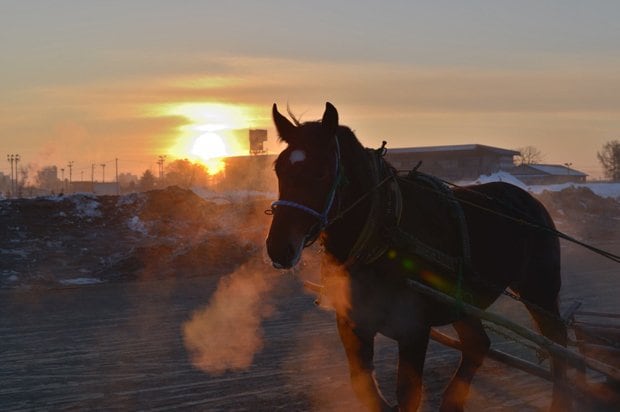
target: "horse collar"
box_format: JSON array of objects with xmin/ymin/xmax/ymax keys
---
[{"xmin": 345, "ymin": 149, "xmax": 403, "ymax": 267}]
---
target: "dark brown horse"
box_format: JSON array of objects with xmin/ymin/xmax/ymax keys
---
[{"xmin": 266, "ymin": 102, "xmax": 568, "ymax": 412}]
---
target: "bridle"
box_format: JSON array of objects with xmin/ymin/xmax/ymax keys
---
[{"xmin": 266, "ymin": 136, "xmax": 343, "ymax": 246}]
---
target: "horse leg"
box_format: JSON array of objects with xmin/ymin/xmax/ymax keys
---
[
  {"xmin": 396, "ymin": 326, "xmax": 430, "ymax": 412},
  {"xmin": 336, "ymin": 314, "xmax": 394, "ymax": 412},
  {"xmin": 440, "ymin": 316, "xmax": 490, "ymax": 412},
  {"xmin": 524, "ymin": 300, "xmax": 570, "ymax": 412}
]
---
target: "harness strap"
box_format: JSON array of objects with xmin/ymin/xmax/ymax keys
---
[
  {"xmin": 270, "ymin": 199, "xmax": 328, "ymax": 225},
  {"xmin": 269, "ymin": 136, "xmax": 343, "ymax": 244},
  {"xmin": 385, "ymin": 227, "xmax": 462, "ymax": 274},
  {"xmin": 346, "ymin": 148, "xmax": 402, "ymax": 266},
  {"xmin": 403, "ymin": 171, "xmax": 472, "ymax": 271}
]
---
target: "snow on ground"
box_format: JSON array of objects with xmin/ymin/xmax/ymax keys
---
[
  {"xmin": 70, "ymin": 193, "xmax": 102, "ymax": 218},
  {"xmin": 530, "ymin": 181, "xmax": 620, "ymax": 199},
  {"xmin": 460, "ymin": 171, "xmax": 529, "ymax": 189},
  {"xmin": 127, "ymin": 216, "xmax": 149, "ymax": 235},
  {"xmin": 191, "ymin": 186, "xmax": 276, "ymax": 204},
  {"xmin": 461, "ymin": 171, "xmax": 620, "ymax": 200},
  {"xmin": 59, "ymin": 277, "xmax": 103, "ymax": 286}
]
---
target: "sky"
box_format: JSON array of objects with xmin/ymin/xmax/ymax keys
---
[{"xmin": 2, "ymin": 0, "xmax": 620, "ymax": 180}]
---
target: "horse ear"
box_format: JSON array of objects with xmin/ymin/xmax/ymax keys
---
[
  {"xmin": 273, "ymin": 103, "xmax": 297, "ymax": 143},
  {"xmin": 321, "ymin": 102, "xmax": 339, "ymax": 137}
]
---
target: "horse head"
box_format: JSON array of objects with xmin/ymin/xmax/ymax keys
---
[{"xmin": 266, "ymin": 102, "xmax": 341, "ymax": 269}]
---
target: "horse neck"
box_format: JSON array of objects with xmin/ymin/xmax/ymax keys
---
[{"xmin": 323, "ymin": 133, "xmax": 374, "ymax": 263}]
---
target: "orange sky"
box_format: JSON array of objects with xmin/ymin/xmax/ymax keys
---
[{"xmin": 2, "ymin": 2, "xmax": 620, "ymax": 179}]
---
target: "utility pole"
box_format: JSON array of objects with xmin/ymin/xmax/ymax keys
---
[
  {"xmin": 14, "ymin": 154, "xmax": 20, "ymax": 197},
  {"xmin": 6, "ymin": 155, "xmax": 14, "ymax": 197},
  {"xmin": 101, "ymin": 163, "xmax": 106, "ymax": 183},
  {"xmin": 157, "ymin": 155, "xmax": 167, "ymax": 180},
  {"xmin": 115, "ymin": 158, "xmax": 119, "ymax": 195},
  {"xmin": 60, "ymin": 168, "xmax": 65, "ymax": 193},
  {"xmin": 67, "ymin": 161, "xmax": 74, "ymax": 193},
  {"xmin": 91, "ymin": 163, "xmax": 95, "ymax": 194},
  {"xmin": 6, "ymin": 154, "xmax": 21, "ymax": 197},
  {"xmin": 16, "ymin": 155, "xmax": 20, "ymax": 196}
]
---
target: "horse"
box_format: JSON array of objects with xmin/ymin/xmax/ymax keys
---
[{"xmin": 266, "ymin": 102, "xmax": 568, "ymax": 412}]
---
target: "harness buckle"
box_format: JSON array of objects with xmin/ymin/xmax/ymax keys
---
[{"xmin": 376, "ymin": 140, "xmax": 388, "ymax": 157}]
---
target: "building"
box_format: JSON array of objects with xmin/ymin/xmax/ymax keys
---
[
  {"xmin": 70, "ymin": 181, "xmax": 119, "ymax": 195},
  {"xmin": 249, "ymin": 129, "xmax": 268, "ymax": 155},
  {"xmin": 215, "ymin": 143, "xmax": 588, "ymax": 189},
  {"xmin": 385, "ymin": 144, "xmax": 520, "ymax": 181},
  {"xmin": 511, "ymin": 164, "xmax": 587, "ymax": 185}
]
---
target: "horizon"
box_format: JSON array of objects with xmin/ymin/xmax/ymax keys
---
[{"xmin": 2, "ymin": 1, "xmax": 620, "ymax": 179}]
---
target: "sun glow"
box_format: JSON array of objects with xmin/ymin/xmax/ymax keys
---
[
  {"xmin": 191, "ymin": 132, "xmax": 227, "ymax": 174},
  {"xmin": 149, "ymin": 102, "xmax": 265, "ymax": 175}
]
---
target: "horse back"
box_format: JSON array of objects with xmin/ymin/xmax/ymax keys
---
[
  {"xmin": 455, "ymin": 181, "xmax": 561, "ymax": 297},
  {"xmin": 396, "ymin": 178, "xmax": 560, "ymax": 307}
]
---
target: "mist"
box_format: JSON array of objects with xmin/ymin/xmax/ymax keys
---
[{"xmin": 182, "ymin": 258, "xmax": 280, "ymax": 375}]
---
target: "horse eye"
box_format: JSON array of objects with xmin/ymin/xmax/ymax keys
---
[
  {"xmin": 317, "ymin": 170, "xmax": 330, "ymax": 181},
  {"xmin": 307, "ymin": 167, "xmax": 329, "ymax": 181}
]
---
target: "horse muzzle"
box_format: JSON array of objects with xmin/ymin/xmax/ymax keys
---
[{"xmin": 265, "ymin": 235, "xmax": 304, "ymax": 269}]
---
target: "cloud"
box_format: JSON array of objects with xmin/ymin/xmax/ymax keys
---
[{"xmin": 3, "ymin": 53, "xmax": 619, "ymax": 179}]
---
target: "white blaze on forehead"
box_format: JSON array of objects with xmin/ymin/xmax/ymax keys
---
[{"xmin": 289, "ymin": 150, "xmax": 306, "ymax": 164}]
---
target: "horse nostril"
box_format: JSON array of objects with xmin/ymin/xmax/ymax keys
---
[
  {"xmin": 286, "ymin": 243, "xmax": 296, "ymax": 260},
  {"xmin": 273, "ymin": 243, "xmax": 297, "ymax": 269}
]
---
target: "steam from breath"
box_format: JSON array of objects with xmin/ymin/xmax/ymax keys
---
[
  {"xmin": 320, "ymin": 254, "xmax": 352, "ymax": 317},
  {"xmin": 182, "ymin": 259, "xmax": 278, "ymax": 375}
]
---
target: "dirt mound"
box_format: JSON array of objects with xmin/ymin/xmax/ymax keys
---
[
  {"xmin": 1, "ymin": 184, "xmax": 617, "ymax": 289},
  {"xmin": 534, "ymin": 187, "xmax": 620, "ymax": 241},
  {"xmin": 0, "ymin": 186, "xmax": 271, "ymax": 289}
]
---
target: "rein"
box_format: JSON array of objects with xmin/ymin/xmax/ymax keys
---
[{"xmin": 403, "ymin": 175, "xmax": 620, "ymax": 265}]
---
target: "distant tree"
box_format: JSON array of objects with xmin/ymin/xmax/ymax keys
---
[
  {"xmin": 36, "ymin": 165, "xmax": 61, "ymax": 192},
  {"xmin": 164, "ymin": 159, "xmax": 209, "ymax": 188},
  {"xmin": 18, "ymin": 166, "xmax": 29, "ymax": 196},
  {"xmin": 515, "ymin": 146, "xmax": 544, "ymax": 166},
  {"xmin": 597, "ymin": 140, "xmax": 620, "ymax": 181},
  {"xmin": 0, "ymin": 172, "xmax": 9, "ymax": 196},
  {"xmin": 139, "ymin": 169, "xmax": 157, "ymax": 191},
  {"xmin": 118, "ymin": 172, "xmax": 138, "ymax": 193},
  {"xmin": 118, "ymin": 172, "xmax": 138, "ymax": 185}
]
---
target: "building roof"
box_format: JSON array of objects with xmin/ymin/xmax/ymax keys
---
[
  {"xmin": 514, "ymin": 163, "xmax": 587, "ymax": 177},
  {"xmin": 387, "ymin": 144, "xmax": 520, "ymax": 156}
]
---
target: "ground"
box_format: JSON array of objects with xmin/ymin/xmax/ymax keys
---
[{"xmin": 0, "ymin": 185, "xmax": 619, "ymax": 411}]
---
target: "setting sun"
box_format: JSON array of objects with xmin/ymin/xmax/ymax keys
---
[
  {"xmin": 149, "ymin": 102, "xmax": 264, "ymax": 175},
  {"xmin": 191, "ymin": 132, "xmax": 227, "ymax": 174}
]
